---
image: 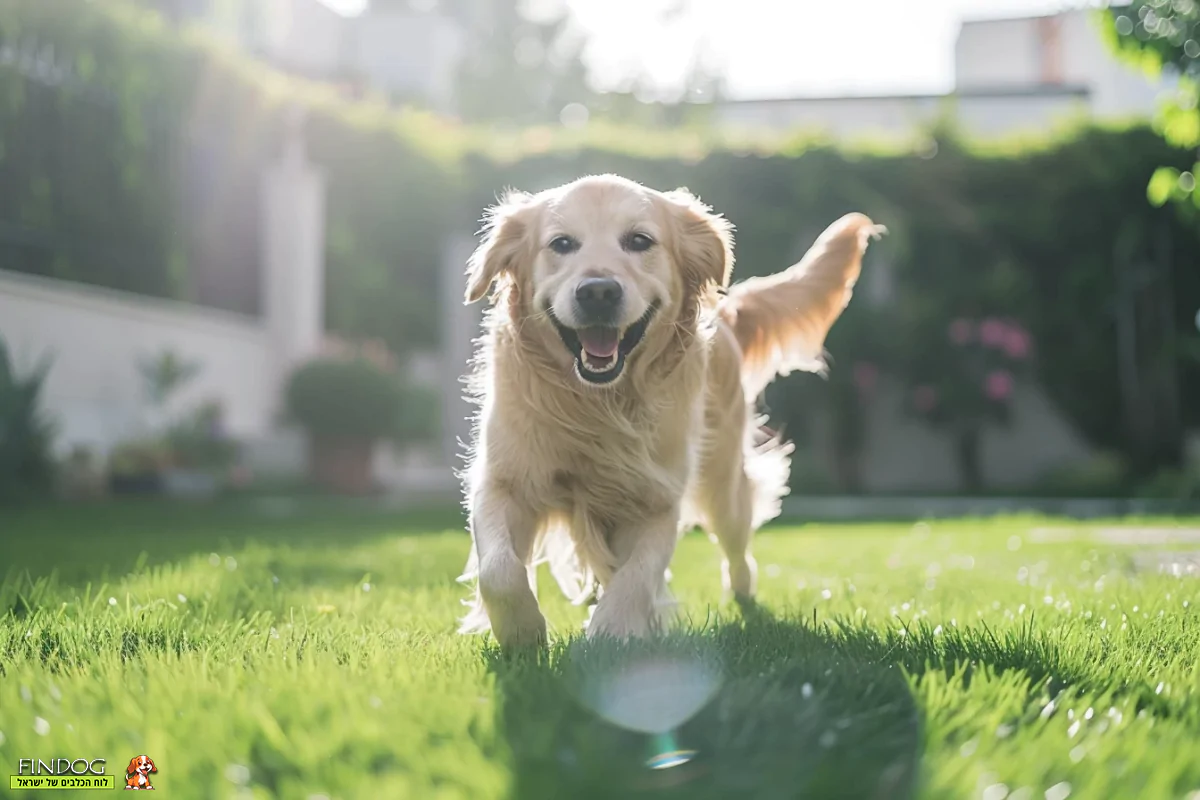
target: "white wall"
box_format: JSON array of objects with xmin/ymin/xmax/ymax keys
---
[
  {"xmin": 954, "ymin": 91, "xmax": 1091, "ymax": 137},
  {"xmin": 714, "ymin": 90, "xmax": 1090, "ymax": 142},
  {"xmin": 955, "ymin": 10, "xmax": 1170, "ymax": 118},
  {"xmin": 0, "ymin": 122, "xmax": 329, "ymax": 481},
  {"xmin": 214, "ymin": 2, "xmax": 466, "ymax": 111},
  {"xmin": 715, "ymin": 10, "xmax": 1169, "ymax": 142},
  {"xmin": 717, "ymin": 95, "xmax": 945, "ymax": 140},
  {"xmin": 1057, "ymin": 10, "xmax": 1173, "ymax": 118},
  {"xmin": 0, "ymin": 269, "xmax": 278, "ymax": 458},
  {"xmin": 800, "ymin": 379, "xmax": 1094, "ymax": 493},
  {"xmin": 863, "ymin": 381, "xmax": 1093, "ymax": 492},
  {"xmin": 956, "ymin": 17, "xmax": 1046, "ymax": 89}
]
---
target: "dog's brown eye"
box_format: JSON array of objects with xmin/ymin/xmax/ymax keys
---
[
  {"xmin": 623, "ymin": 232, "xmax": 655, "ymax": 253},
  {"xmin": 548, "ymin": 235, "xmax": 579, "ymax": 255}
]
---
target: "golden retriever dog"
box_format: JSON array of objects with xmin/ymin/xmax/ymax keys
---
[{"xmin": 456, "ymin": 174, "xmax": 883, "ymax": 648}]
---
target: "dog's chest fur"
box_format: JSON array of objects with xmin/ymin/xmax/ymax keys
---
[{"xmin": 479, "ymin": 327, "xmax": 707, "ymax": 523}]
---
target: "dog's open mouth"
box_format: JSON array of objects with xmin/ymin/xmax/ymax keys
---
[{"xmin": 550, "ymin": 301, "xmax": 660, "ymax": 385}]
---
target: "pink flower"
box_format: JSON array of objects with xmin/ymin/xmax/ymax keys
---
[
  {"xmin": 948, "ymin": 318, "xmax": 974, "ymax": 345},
  {"xmin": 979, "ymin": 318, "xmax": 1008, "ymax": 348},
  {"xmin": 853, "ymin": 362, "xmax": 879, "ymax": 394},
  {"xmin": 984, "ymin": 370, "xmax": 1014, "ymax": 401},
  {"xmin": 1003, "ymin": 326, "xmax": 1032, "ymax": 360},
  {"xmin": 320, "ymin": 336, "xmax": 352, "ymax": 358},
  {"xmin": 913, "ymin": 385, "xmax": 939, "ymax": 413}
]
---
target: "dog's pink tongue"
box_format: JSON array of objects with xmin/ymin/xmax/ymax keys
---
[{"xmin": 578, "ymin": 327, "xmax": 619, "ymax": 358}]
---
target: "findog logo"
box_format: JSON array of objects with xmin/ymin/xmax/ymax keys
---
[
  {"xmin": 11, "ymin": 757, "xmax": 114, "ymax": 791},
  {"xmin": 124, "ymin": 755, "xmax": 157, "ymax": 791}
]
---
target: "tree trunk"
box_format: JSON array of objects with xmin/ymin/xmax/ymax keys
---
[
  {"xmin": 829, "ymin": 390, "xmax": 867, "ymax": 494},
  {"xmin": 310, "ymin": 435, "xmax": 377, "ymax": 496},
  {"xmin": 955, "ymin": 427, "xmax": 983, "ymax": 494},
  {"xmin": 832, "ymin": 446, "xmax": 864, "ymax": 494}
]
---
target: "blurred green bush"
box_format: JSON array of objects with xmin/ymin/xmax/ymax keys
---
[
  {"xmin": 0, "ymin": 333, "xmax": 55, "ymax": 503},
  {"xmin": 1100, "ymin": 3, "xmax": 1200, "ymax": 211},
  {"xmin": 1034, "ymin": 453, "xmax": 1132, "ymax": 499},
  {"xmin": 283, "ymin": 345, "xmax": 438, "ymax": 495},
  {"xmin": 284, "ymin": 350, "xmax": 436, "ymax": 446},
  {"xmin": 162, "ymin": 399, "xmax": 240, "ymax": 474},
  {"xmin": 1136, "ymin": 467, "xmax": 1200, "ymax": 502},
  {"xmin": 285, "ymin": 357, "xmax": 407, "ymax": 443}
]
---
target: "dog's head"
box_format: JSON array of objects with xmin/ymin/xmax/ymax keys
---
[
  {"xmin": 126, "ymin": 755, "xmax": 156, "ymax": 777},
  {"xmin": 465, "ymin": 174, "xmax": 733, "ymax": 387}
]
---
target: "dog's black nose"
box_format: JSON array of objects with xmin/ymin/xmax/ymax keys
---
[{"xmin": 574, "ymin": 277, "xmax": 623, "ymax": 323}]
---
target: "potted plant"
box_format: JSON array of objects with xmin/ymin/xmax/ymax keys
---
[
  {"xmin": 107, "ymin": 438, "xmax": 172, "ymax": 495},
  {"xmin": 58, "ymin": 444, "xmax": 107, "ymax": 501},
  {"xmin": 161, "ymin": 399, "xmax": 241, "ymax": 499},
  {"xmin": 284, "ymin": 344, "xmax": 411, "ymax": 496},
  {"xmin": 138, "ymin": 349, "xmax": 202, "ymax": 432},
  {"xmin": 107, "ymin": 350, "xmax": 244, "ymax": 497}
]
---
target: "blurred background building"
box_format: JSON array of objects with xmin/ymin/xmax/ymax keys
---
[
  {"xmin": 160, "ymin": 2, "xmax": 1175, "ymax": 138},
  {"xmin": 153, "ymin": 0, "xmax": 465, "ymax": 108},
  {"xmin": 717, "ymin": 9, "xmax": 1174, "ymax": 140}
]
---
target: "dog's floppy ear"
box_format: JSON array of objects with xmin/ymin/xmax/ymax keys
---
[
  {"xmin": 662, "ymin": 187, "xmax": 734, "ymax": 295},
  {"xmin": 464, "ymin": 189, "xmax": 535, "ymax": 304},
  {"xmin": 148, "ymin": 759, "xmax": 157, "ymax": 773},
  {"xmin": 125, "ymin": 758, "xmax": 139, "ymax": 776}
]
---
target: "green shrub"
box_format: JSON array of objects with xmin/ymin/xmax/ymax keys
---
[
  {"xmin": 1136, "ymin": 468, "xmax": 1200, "ymax": 501},
  {"xmin": 0, "ymin": 335, "xmax": 56, "ymax": 502},
  {"xmin": 106, "ymin": 438, "xmax": 171, "ymax": 480},
  {"xmin": 1034, "ymin": 453, "xmax": 1132, "ymax": 498},
  {"xmin": 163, "ymin": 399, "xmax": 240, "ymax": 473},
  {"xmin": 285, "ymin": 356, "xmax": 422, "ymax": 443},
  {"xmin": 394, "ymin": 384, "xmax": 441, "ymax": 446}
]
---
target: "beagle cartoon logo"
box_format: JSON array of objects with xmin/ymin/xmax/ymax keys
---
[{"xmin": 124, "ymin": 755, "xmax": 157, "ymax": 790}]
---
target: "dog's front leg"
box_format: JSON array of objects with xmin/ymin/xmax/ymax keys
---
[
  {"xmin": 470, "ymin": 484, "xmax": 546, "ymax": 649},
  {"xmin": 587, "ymin": 510, "xmax": 678, "ymax": 641}
]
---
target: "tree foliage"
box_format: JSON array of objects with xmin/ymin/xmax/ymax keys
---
[{"xmin": 1101, "ymin": 2, "xmax": 1200, "ymax": 208}]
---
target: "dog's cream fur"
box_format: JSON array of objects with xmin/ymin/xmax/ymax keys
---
[{"xmin": 456, "ymin": 174, "xmax": 883, "ymax": 647}]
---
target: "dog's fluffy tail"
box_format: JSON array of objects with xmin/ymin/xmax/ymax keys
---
[{"xmin": 717, "ymin": 212, "xmax": 886, "ymax": 400}]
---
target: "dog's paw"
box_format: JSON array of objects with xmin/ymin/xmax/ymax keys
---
[
  {"xmin": 585, "ymin": 616, "xmax": 646, "ymax": 642},
  {"xmin": 492, "ymin": 611, "xmax": 548, "ymax": 651},
  {"xmin": 586, "ymin": 605, "xmax": 663, "ymax": 642},
  {"xmin": 721, "ymin": 554, "xmax": 757, "ymax": 598}
]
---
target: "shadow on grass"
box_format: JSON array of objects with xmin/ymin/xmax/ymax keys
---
[
  {"xmin": 0, "ymin": 499, "xmax": 466, "ymax": 588},
  {"xmin": 487, "ymin": 603, "xmax": 924, "ymax": 800},
  {"xmin": 486, "ymin": 594, "xmax": 1120, "ymax": 800}
]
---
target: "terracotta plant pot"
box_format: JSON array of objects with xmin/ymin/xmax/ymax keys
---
[
  {"xmin": 108, "ymin": 472, "xmax": 163, "ymax": 496},
  {"xmin": 309, "ymin": 435, "xmax": 377, "ymax": 496}
]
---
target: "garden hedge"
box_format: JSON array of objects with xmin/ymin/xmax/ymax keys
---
[{"xmin": 1, "ymin": 0, "xmax": 1197, "ymax": 479}]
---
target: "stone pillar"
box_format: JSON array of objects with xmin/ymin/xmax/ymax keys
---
[
  {"xmin": 260, "ymin": 107, "xmax": 326, "ymax": 388},
  {"xmin": 440, "ymin": 231, "xmax": 483, "ymax": 472}
]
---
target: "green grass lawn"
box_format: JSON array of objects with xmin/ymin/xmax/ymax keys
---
[{"xmin": 1, "ymin": 502, "xmax": 1199, "ymax": 799}]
